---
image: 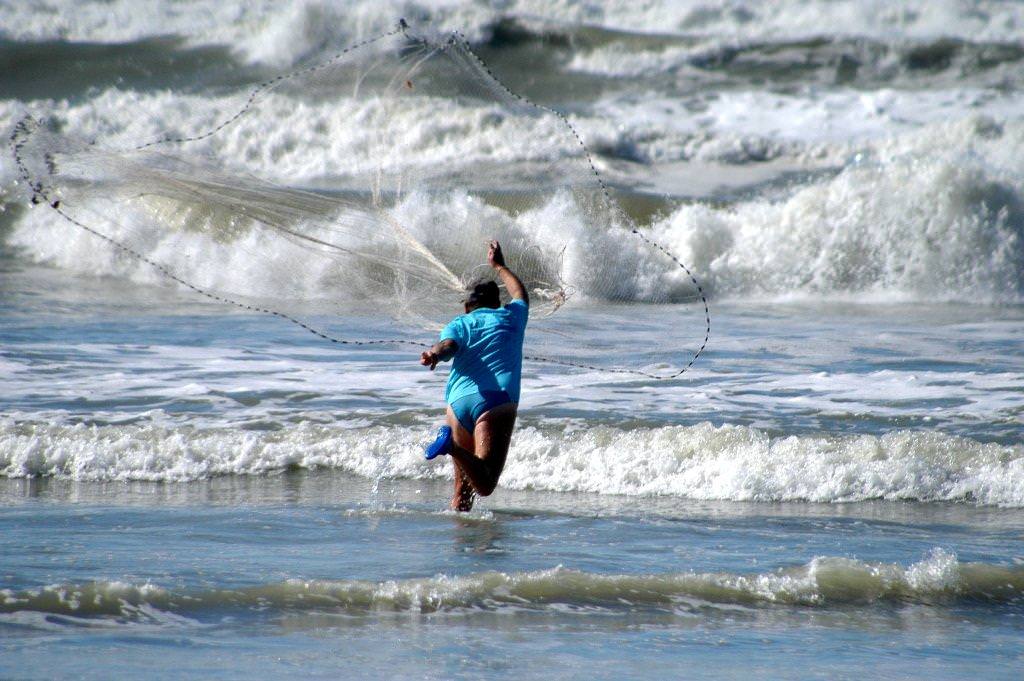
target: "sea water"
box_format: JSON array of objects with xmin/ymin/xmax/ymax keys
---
[{"xmin": 2, "ymin": 2, "xmax": 1023, "ymax": 679}]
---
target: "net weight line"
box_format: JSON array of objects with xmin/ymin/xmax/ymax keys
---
[{"xmin": 9, "ymin": 18, "xmax": 710, "ymax": 379}]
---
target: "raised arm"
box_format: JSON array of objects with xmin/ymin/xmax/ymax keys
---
[{"xmin": 488, "ymin": 240, "xmax": 528, "ymax": 306}]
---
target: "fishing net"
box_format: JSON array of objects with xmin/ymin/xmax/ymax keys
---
[{"xmin": 9, "ymin": 20, "xmax": 708, "ymax": 378}]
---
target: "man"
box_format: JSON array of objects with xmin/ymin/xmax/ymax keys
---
[{"xmin": 420, "ymin": 240, "xmax": 529, "ymax": 511}]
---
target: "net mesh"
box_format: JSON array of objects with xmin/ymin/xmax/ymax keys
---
[{"xmin": 10, "ymin": 20, "xmax": 709, "ymax": 378}]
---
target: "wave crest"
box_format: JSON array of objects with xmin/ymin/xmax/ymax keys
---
[
  {"xmin": 659, "ymin": 117, "xmax": 1024, "ymax": 302},
  {"xmin": 3, "ymin": 420, "xmax": 1022, "ymax": 506}
]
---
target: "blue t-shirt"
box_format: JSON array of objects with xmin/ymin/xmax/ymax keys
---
[{"xmin": 439, "ymin": 299, "xmax": 528, "ymax": 404}]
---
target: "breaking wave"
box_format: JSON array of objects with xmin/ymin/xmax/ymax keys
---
[
  {"xmin": 5, "ymin": 91, "xmax": 1022, "ymax": 304},
  {"xmin": 4, "ymin": 1, "xmax": 1024, "ymax": 66},
  {"xmin": 2, "ymin": 550, "xmax": 1020, "ymax": 624},
  {"xmin": 655, "ymin": 117, "xmax": 1024, "ymax": 302},
  {"xmin": 2, "ymin": 420, "xmax": 1022, "ymax": 506}
]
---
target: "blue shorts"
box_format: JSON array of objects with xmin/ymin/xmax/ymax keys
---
[{"xmin": 449, "ymin": 390, "xmax": 513, "ymax": 433}]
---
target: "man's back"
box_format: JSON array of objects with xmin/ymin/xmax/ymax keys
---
[{"xmin": 441, "ymin": 299, "xmax": 528, "ymax": 404}]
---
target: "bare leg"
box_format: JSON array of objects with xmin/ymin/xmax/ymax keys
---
[
  {"xmin": 445, "ymin": 403, "xmax": 517, "ymax": 499},
  {"xmin": 446, "ymin": 411, "xmax": 477, "ymax": 511},
  {"xmin": 451, "ymin": 460, "xmax": 475, "ymax": 512}
]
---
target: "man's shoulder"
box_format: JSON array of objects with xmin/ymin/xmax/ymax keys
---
[
  {"xmin": 441, "ymin": 314, "xmax": 470, "ymax": 340},
  {"xmin": 504, "ymin": 298, "xmax": 528, "ymax": 321}
]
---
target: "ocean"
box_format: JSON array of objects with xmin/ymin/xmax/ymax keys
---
[{"xmin": 1, "ymin": 1, "xmax": 1023, "ymax": 679}]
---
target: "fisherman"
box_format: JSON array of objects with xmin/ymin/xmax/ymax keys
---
[{"xmin": 420, "ymin": 240, "xmax": 528, "ymax": 511}]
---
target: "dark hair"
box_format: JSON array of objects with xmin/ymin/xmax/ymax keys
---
[{"xmin": 466, "ymin": 280, "xmax": 501, "ymax": 309}]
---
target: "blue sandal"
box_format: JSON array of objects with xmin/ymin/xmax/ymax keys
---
[{"xmin": 424, "ymin": 425, "xmax": 453, "ymax": 460}]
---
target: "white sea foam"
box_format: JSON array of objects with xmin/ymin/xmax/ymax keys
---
[
  {"xmin": 510, "ymin": 0, "xmax": 1024, "ymax": 44},
  {"xmin": 10, "ymin": 76, "xmax": 1023, "ymax": 183},
  {"xmin": 585, "ymin": 89, "xmax": 1024, "ymax": 164},
  {"xmin": 2, "ymin": 420, "xmax": 1021, "ymax": 506},
  {"xmin": 5, "ymin": 87, "xmax": 578, "ymax": 184},
  {"xmin": 0, "ymin": 0, "xmax": 494, "ymax": 68},
  {"xmin": 3, "ymin": 1, "xmax": 1023, "ymax": 67},
  {"xmin": 654, "ymin": 116, "xmax": 1024, "ymax": 301},
  {"xmin": 0, "ymin": 1, "xmax": 425, "ymax": 67},
  {"xmin": 8, "ymin": 90, "xmax": 1024, "ymax": 305},
  {"xmin": 3, "ymin": 0, "xmax": 1023, "ymax": 310}
]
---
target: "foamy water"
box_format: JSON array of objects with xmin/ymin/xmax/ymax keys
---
[
  {"xmin": 5, "ymin": 72, "xmax": 1022, "ymax": 306},
  {"xmin": 3, "ymin": 419, "xmax": 1021, "ymax": 506},
  {"xmin": 4, "ymin": 1, "xmax": 1024, "ymax": 60},
  {"xmin": 2, "ymin": 3, "xmax": 1023, "ymax": 680}
]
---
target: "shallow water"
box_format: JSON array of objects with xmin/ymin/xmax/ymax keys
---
[
  {"xmin": 2, "ymin": 1, "xmax": 1024, "ymax": 678},
  {"xmin": 2, "ymin": 259, "xmax": 1023, "ymax": 679},
  {"xmin": 3, "ymin": 474, "xmax": 1024, "ymax": 681}
]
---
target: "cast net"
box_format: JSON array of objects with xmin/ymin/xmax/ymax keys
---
[{"xmin": 10, "ymin": 20, "xmax": 708, "ymax": 378}]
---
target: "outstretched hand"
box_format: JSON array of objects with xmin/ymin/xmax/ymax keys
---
[
  {"xmin": 487, "ymin": 240, "xmax": 506, "ymax": 269},
  {"xmin": 420, "ymin": 350, "xmax": 438, "ymax": 370}
]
